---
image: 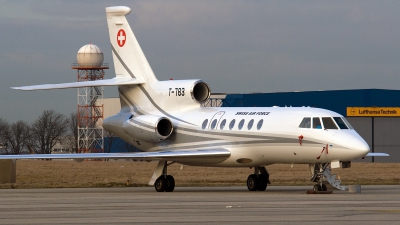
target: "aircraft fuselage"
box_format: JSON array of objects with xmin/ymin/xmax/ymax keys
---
[{"xmin": 104, "ymin": 106, "xmax": 370, "ymax": 167}]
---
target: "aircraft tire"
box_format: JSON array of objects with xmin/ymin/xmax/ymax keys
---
[
  {"xmin": 155, "ymin": 176, "xmax": 167, "ymax": 192},
  {"xmin": 257, "ymin": 174, "xmax": 268, "ymax": 191},
  {"xmin": 313, "ymin": 184, "xmax": 322, "ymax": 192},
  {"xmin": 321, "ymin": 184, "xmax": 327, "ymax": 191},
  {"xmin": 165, "ymin": 175, "xmax": 175, "ymax": 192},
  {"xmin": 247, "ymin": 174, "xmax": 259, "ymax": 191}
]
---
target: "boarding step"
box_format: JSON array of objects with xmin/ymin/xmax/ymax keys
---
[{"xmin": 323, "ymin": 166, "xmax": 346, "ymax": 190}]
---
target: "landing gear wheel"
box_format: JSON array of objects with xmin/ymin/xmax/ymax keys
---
[
  {"xmin": 313, "ymin": 184, "xmax": 322, "ymax": 192},
  {"xmin": 321, "ymin": 184, "xmax": 327, "ymax": 191},
  {"xmin": 155, "ymin": 176, "xmax": 167, "ymax": 192},
  {"xmin": 247, "ymin": 174, "xmax": 259, "ymax": 191},
  {"xmin": 165, "ymin": 175, "xmax": 175, "ymax": 192},
  {"xmin": 257, "ymin": 174, "xmax": 268, "ymax": 191}
]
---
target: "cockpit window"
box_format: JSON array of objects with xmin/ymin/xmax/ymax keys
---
[
  {"xmin": 333, "ymin": 117, "xmax": 348, "ymax": 129},
  {"xmin": 299, "ymin": 117, "xmax": 311, "ymax": 128},
  {"xmin": 313, "ymin": 117, "xmax": 322, "ymax": 129},
  {"xmin": 342, "ymin": 117, "xmax": 354, "ymax": 129},
  {"xmin": 322, "ymin": 117, "xmax": 338, "ymax": 129}
]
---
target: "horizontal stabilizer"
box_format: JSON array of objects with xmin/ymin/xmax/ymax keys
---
[
  {"xmin": 366, "ymin": 152, "xmax": 390, "ymax": 157},
  {"xmin": 0, "ymin": 148, "xmax": 231, "ymax": 164},
  {"xmin": 11, "ymin": 76, "xmax": 144, "ymax": 91}
]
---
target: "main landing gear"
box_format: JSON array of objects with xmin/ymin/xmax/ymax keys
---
[
  {"xmin": 247, "ymin": 166, "xmax": 270, "ymax": 191},
  {"xmin": 154, "ymin": 161, "xmax": 175, "ymax": 192}
]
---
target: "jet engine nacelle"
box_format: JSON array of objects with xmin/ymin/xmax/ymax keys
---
[
  {"xmin": 151, "ymin": 79, "xmax": 211, "ymax": 110},
  {"xmin": 122, "ymin": 115, "xmax": 173, "ymax": 142}
]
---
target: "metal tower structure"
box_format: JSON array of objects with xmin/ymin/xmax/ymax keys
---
[
  {"xmin": 72, "ymin": 44, "xmax": 108, "ymax": 154},
  {"xmin": 72, "ymin": 63, "xmax": 108, "ymax": 153}
]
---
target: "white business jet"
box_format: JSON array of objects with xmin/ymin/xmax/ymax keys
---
[{"xmin": 1, "ymin": 6, "xmax": 387, "ymax": 192}]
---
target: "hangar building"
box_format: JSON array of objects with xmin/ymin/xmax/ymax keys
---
[{"xmin": 222, "ymin": 89, "xmax": 400, "ymax": 163}]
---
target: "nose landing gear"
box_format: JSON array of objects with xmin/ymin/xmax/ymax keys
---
[
  {"xmin": 310, "ymin": 163, "xmax": 346, "ymax": 191},
  {"xmin": 310, "ymin": 163, "xmax": 329, "ymax": 191}
]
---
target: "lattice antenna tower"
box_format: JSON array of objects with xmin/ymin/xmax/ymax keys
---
[{"xmin": 72, "ymin": 43, "xmax": 108, "ymax": 153}]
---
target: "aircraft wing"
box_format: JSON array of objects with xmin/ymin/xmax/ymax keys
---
[
  {"xmin": 11, "ymin": 77, "xmax": 144, "ymax": 91},
  {"xmin": 366, "ymin": 152, "xmax": 390, "ymax": 157},
  {"xmin": 0, "ymin": 148, "xmax": 231, "ymax": 164}
]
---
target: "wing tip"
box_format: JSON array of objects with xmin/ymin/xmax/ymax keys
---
[
  {"xmin": 366, "ymin": 152, "xmax": 390, "ymax": 157},
  {"xmin": 12, "ymin": 86, "xmax": 33, "ymax": 91}
]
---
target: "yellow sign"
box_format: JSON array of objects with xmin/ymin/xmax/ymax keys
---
[{"xmin": 347, "ymin": 107, "xmax": 400, "ymax": 117}]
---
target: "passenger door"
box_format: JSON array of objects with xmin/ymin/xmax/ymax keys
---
[{"xmin": 208, "ymin": 111, "xmax": 225, "ymax": 130}]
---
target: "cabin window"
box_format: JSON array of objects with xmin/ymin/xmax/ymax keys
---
[
  {"xmin": 333, "ymin": 117, "xmax": 348, "ymax": 129},
  {"xmin": 238, "ymin": 119, "xmax": 245, "ymax": 130},
  {"xmin": 220, "ymin": 119, "xmax": 226, "ymax": 130},
  {"xmin": 229, "ymin": 119, "xmax": 236, "ymax": 130},
  {"xmin": 313, "ymin": 117, "xmax": 322, "ymax": 129},
  {"xmin": 342, "ymin": 117, "xmax": 354, "ymax": 129},
  {"xmin": 257, "ymin": 119, "xmax": 263, "ymax": 130},
  {"xmin": 248, "ymin": 119, "xmax": 254, "ymax": 130},
  {"xmin": 299, "ymin": 117, "xmax": 311, "ymax": 128},
  {"xmin": 211, "ymin": 119, "xmax": 218, "ymax": 130},
  {"xmin": 322, "ymin": 117, "xmax": 338, "ymax": 129},
  {"xmin": 202, "ymin": 119, "xmax": 208, "ymax": 130}
]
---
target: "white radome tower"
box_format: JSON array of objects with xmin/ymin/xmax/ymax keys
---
[
  {"xmin": 77, "ymin": 44, "xmax": 104, "ymax": 67},
  {"xmin": 72, "ymin": 43, "xmax": 109, "ymax": 155}
]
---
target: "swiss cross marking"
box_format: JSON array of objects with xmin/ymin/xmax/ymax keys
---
[{"xmin": 117, "ymin": 29, "xmax": 126, "ymax": 47}]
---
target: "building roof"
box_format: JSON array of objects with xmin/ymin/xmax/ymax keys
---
[{"xmin": 222, "ymin": 89, "xmax": 400, "ymax": 115}]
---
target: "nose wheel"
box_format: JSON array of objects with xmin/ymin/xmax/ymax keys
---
[{"xmin": 313, "ymin": 183, "xmax": 327, "ymax": 192}]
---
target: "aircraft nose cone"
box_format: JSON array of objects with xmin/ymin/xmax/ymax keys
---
[{"xmin": 347, "ymin": 137, "xmax": 370, "ymax": 155}]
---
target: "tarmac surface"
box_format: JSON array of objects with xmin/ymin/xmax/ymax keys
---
[{"xmin": 1, "ymin": 185, "xmax": 399, "ymax": 224}]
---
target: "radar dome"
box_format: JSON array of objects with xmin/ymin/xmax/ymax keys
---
[{"xmin": 76, "ymin": 44, "xmax": 104, "ymax": 67}]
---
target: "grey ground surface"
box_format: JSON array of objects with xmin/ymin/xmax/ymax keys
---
[{"xmin": 1, "ymin": 186, "xmax": 399, "ymax": 224}]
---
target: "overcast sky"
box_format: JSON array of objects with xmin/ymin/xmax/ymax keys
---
[{"xmin": 1, "ymin": 0, "xmax": 400, "ymax": 123}]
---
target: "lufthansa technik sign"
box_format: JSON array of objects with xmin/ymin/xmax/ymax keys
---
[{"xmin": 347, "ymin": 107, "xmax": 400, "ymax": 117}]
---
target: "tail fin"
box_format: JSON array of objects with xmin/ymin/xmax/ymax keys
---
[
  {"xmin": 106, "ymin": 6, "xmax": 157, "ymax": 84},
  {"xmin": 13, "ymin": 6, "xmax": 152, "ymax": 91}
]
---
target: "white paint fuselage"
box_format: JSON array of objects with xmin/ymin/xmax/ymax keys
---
[{"xmin": 105, "ymin": 106, "xmax": 370, "ymax": 167}]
